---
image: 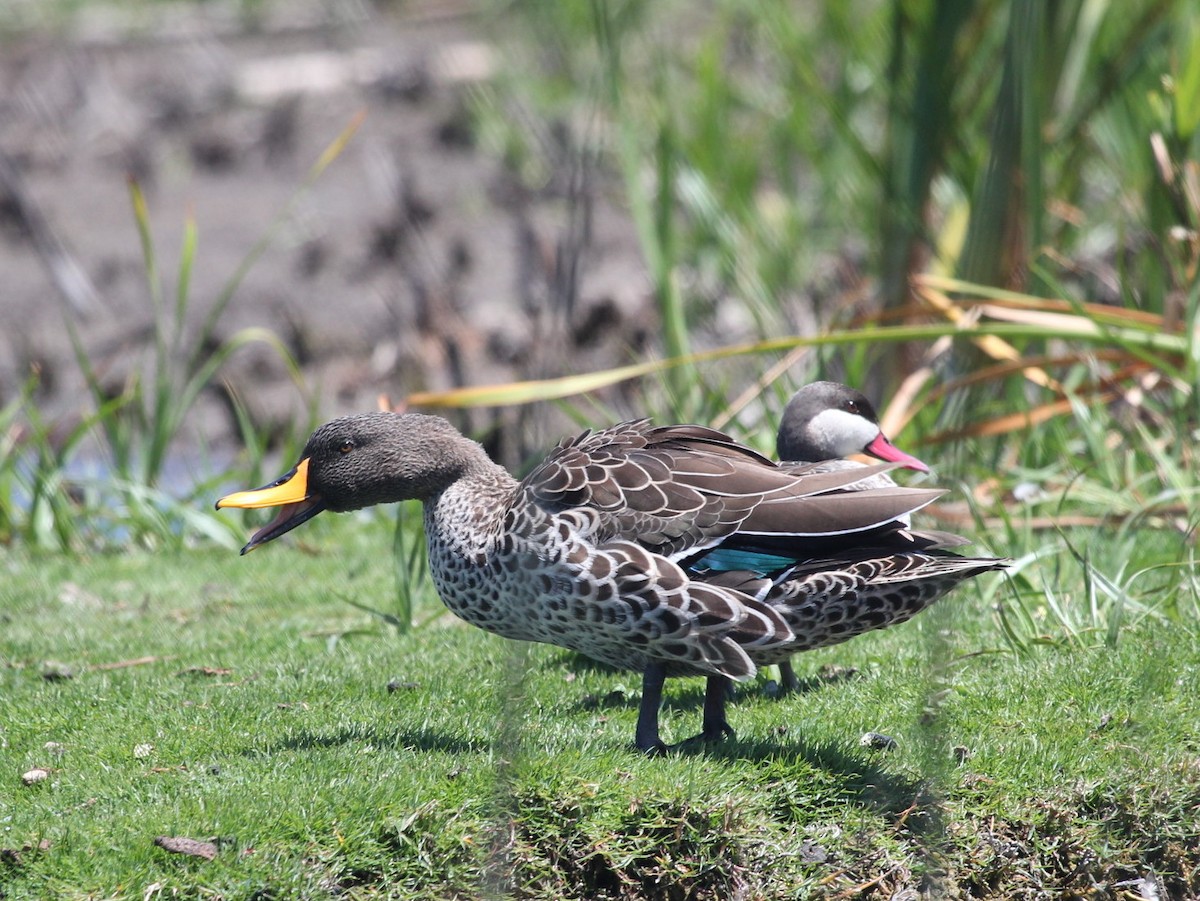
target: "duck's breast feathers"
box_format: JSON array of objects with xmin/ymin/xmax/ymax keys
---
[{"xmin": 521, "ymin": 420, "xmax": 944, "ymax": 559}]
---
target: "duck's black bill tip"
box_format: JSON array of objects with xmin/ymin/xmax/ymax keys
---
[{"xmin": 233, "ymin": 497, "xmax": 327, "ymax": 556}]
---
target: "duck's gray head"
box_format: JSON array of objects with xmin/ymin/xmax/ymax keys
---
[
  {"xmin": 777, "ymin": 381, "xmax": 929, "ymax": 472},
  {"xmin": 216, "ymin": 412, "xmax": 482, "ymax": 553}
]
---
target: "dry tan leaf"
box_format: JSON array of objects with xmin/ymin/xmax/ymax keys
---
[
  {"xmin": 915, "ymin": 273, "xmax": 1170, "ymax": 328},
  {"xmin": 153, "ymin": 836, "xmax": 217, "ymax": 861},
  {"xmin": 914, "ymin": 284, "xmax": 1062, "ymax": 391},
  {"xmin": 926, "ymin": 389, "xmax": 1123, "ymax": 444},
  {"xmin": 92, "ymin": 656, "xmax": 161, "ymax": 671},
  {"xmin": 176, "ymin": 666, "xmax": 233, "ymax": 677}
]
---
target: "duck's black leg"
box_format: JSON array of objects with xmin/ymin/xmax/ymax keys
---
[
  {"xmin": 779, "ymin": 660, "xmax": 802, "ymax": 694},
  {"xmin": 635, "ymin": 662, "xmax": 668, "ymax": 755},
  {"xmin": 697, "ymin": 675, "xmax": 735, "ymax": 742}
]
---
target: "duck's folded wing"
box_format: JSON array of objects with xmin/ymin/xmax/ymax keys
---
[
  {"xmin": 581, "ymin": 539, "xmax": 795, "ymax": 679},
  {"xmin": 522, "ymin": 420, "xmax": 944, "ymax": 560},
  {"xmin": 771, "ymin": 550, "xmax": 1008, "ymax": 584}
]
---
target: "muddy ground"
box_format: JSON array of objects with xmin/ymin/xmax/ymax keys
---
[{"xmin": 0, "ymin": 1, "xmax": 666, "ymax": 470}]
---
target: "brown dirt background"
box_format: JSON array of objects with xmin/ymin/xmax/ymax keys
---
[{"xmin": 0, "ymin": 2, "xmax": 663, "ymax": 470}]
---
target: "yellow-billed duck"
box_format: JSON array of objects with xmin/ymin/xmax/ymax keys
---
[{"xmin": 217, "ymin": 412, "xmax": 1004, "ymax": 754}]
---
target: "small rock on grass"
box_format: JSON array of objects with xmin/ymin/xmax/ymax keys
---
[
  {"xmin": 154, "ymin": 836, "xmax": 217, "ymax": 861},
  {"xmin": 41, "ymin": 662, "xmax": 74, "ymax": 681},
  {"xmin": 798, "ymin": 839, "xmax": 827, "ymax": 863},
  {"xmin": 859, "ymin": 731, "xmax": 898, "ymax": 751},
  {"xmin": 22, "ymin": 767, "xmax": 51, "ymax": 785}
]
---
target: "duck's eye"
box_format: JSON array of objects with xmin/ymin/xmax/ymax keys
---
[{"xmin": 338, "ymin": 441, "xmax": 354, "ymax": 454}]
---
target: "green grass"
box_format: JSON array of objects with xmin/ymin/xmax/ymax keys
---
[
  {"xmin": 2, "ymin": 515, "xmax": 1198, "ymax": 899},
  {"xmin": 3, "ymin": 0, "xmax": 1200, "ymax": 896}
]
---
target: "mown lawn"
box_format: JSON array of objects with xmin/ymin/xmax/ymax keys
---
[{"xmin": 2, "ymin": 513, "xmax": 1197, "ymax": 899}]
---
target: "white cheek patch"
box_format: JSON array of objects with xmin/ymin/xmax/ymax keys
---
[{"xmin": 807, "ymin": 408, "xmax": 879, "ymax": 458}]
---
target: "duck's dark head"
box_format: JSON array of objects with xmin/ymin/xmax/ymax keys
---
[
  {"xmin": 216, "ymin": 412, "xmax": 478, "ymax": 554},
  {"xmin": 777, "ymin": 381, "xmax": 929, "ymax": 472}
]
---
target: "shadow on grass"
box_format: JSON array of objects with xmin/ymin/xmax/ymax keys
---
[
  {"xmin": 563, "ymin": 672, "xmax": 934, "ymax": 823},
  {"xmin": 569, "ymin": 667, "xmax": 859, "ymax": 715},
  {"xmin": 236, "ymin": 663, "xmax": 933, "ymax": 827},
  {"xmin": 698, "ymin": 733, "xmax": 932, "ymax": 823},
  {"xmin": 247, "ymin": 722, "xmax": 490, "ymax": 756},
  {"xmin": 243, "ymin": 722, "xmax": 939, "ymax": 834}
]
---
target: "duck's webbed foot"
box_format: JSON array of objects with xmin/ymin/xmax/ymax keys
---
[
  {"xmin": 634, "ymin": 668, "xmax": 737, "ymax": 754},
  {"xmin": 687, "ymin": 674, "xmax": 736, "ymax": 744},
  {"xmin": 675, "ymin": 723, "xmax": 736, "ymax": 751},
  {"xmin": 634, "ymin": 663, "xmax": 669, "ymax": 755},
  {"xmin": 694, "ymin": 720, "xmax": 736, "ymax": 742},
  {"xmin": 779, "ymin": 660, "xmax": 803, "ymax": 694},
  {"xmin": 673, "ymin": 675, "xmax": 737, "ymax": 748}
]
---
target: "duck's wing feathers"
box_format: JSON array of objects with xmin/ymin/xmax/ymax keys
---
[
  {"xmin": 773, "ymin": 550, "xmax": 1008, "ymax": 584},
  {"xmin": 523, "ymin": 421, "xmax": 943, "ymax": 560},
  {"xmin": 584, "ymin": 539, "xmax": 795, "ymax": 680},
  {"xmin": 698, "ymin": 552, "xmax": 1007, "ymax": 622}
]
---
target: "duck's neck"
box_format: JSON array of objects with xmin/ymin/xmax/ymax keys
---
[{"xmin": 422, "ymin": 459, "xmax": 520, "ymax": 558}]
